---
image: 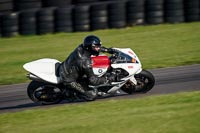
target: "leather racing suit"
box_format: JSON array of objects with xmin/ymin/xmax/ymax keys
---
[{"xmin": 59, "ymin": 44, "xmax": 109, "ymax": 100}]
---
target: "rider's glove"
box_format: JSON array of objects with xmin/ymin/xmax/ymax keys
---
[
  {"xmin": 100, "ymin": 47, "xmax": 117, "ymax": 54},
  {"xmin": 100, "ymin": 46, "xmax": 119, "ymax": 54},
  {"xmin": 107, "ymin": 48, "xmax": 113, "ymax": 53},
  {"xmin": 100, "ymin": 46, "xmax": 108, "ymax": 52},
  {"xmin": 107, "ymin": 48, "xmax": 119, "ymax": 54}
]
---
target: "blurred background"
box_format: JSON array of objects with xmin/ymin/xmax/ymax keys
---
[{"xmin": 0, "ymin": 0, "xmax": 199, "ymax": 37}]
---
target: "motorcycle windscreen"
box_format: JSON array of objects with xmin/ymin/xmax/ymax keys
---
[{"xmin": 91, "ymin": 55, "xmax": 110, "ymax": 76}]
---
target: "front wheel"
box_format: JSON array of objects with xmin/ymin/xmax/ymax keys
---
[
  {"xmin": 27, "ymin": 81, "xmax": 63, "ymax": 105},
  {"xmin": 121, "ymin": 70, "xmax": 155, "ymax": 94},
  {"xmin": 134, "ymin": 70, "xmax": 155, "ymax": 93}
]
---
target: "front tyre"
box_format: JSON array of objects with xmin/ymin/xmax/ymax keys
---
[
  {"xmin": 121, "ymin": 70, "xmax": 155, "ymax": 94},
  {"xmin": 27, "ymin": 81, "xmax": 63, "ymax": 105},
  {"xmin": 134, "ymin": 70, "xmax": 155, "ymax": 93}
]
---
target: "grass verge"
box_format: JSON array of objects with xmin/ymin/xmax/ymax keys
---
[
  {"xmin": 0, "ymin": 91, "xmax": 200, "ymax": 133},
  {"xmin": 0, "ymin": 22, "xmax": 200, "ymax": 85}
]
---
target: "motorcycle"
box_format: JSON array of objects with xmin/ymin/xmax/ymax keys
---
[{"xmin": 23, "ymin": 48, "xmax": 155, "ymax": 105}]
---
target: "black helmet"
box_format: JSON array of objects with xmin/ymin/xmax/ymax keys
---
[{"xmin": 83, "ymin": 35, "xmax": 102, "ymax": 56}]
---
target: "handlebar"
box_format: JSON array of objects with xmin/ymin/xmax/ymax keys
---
[{"xmin": 100, "ymin": 47, "xmax": 119, "ymax": 54}]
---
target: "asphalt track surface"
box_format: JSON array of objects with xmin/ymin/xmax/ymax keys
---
[{"xmin": 0, "ymin": 64, "xmax": 200, "ymax": 113}]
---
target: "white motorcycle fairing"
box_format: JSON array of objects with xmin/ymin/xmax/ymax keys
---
[
  {"xmin": 111, "ymin": 48, "xmax": 142, "ymax": 75},
  {"xmin": 89, "ymin": 48, "xmax": 142, "ymax": 94},
  {"xmin": 23, "ymin": 58, "xmax": 61, "ymax": 84}
]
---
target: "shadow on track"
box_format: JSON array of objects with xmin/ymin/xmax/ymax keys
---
[
  {"xmin": 0, "ymin": 103, "xmax": 39, "ymax": 113},
  {"xmin": 0, "ymin": 93, "xmax": 131, "ymax": 113}
]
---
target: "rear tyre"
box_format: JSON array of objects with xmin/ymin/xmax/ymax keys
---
[{"xmin": 27, "ymin": 81, "xmax": 63, "ymax": 105}]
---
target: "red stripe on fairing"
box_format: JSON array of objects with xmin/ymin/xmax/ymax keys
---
[
  {"xmin": 91, "ymin": 55, "xmax": 110, "ymax": 68},
  {"xmin": 128, "ymin": 66, "xmax": 133, "ymax": 68},
  {"xmin": 128, "ymin": 51, "xmax": 134, "ymax": 55}
]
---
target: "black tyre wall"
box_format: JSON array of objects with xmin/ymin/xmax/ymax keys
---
[
  {"xmin": 108, "ymin": 1, "xmax": 127, "ymax": 28},
  {"xmin": 42, "ymin": 0, "xmax": 72, "ymax": 8},
  {"xmin": 0, "ymin": 18, "xmax": 2, "ymax": 37},
  {"xmin": 145, "ymin": 0, "xmax": 164, "ymax": 24},
  {"xmin": 127, "ymin": 0, "xmax": 145, "ymax": 26},
  {"xmin": 90, "ymin": 2, "xmax": 109, "ymax": 30},
  {"xmin": 37, "ymin": 8, "xmax": 55, "ymax": 35},
  {"xmin": 72, "ymin": 0, "xmax": 99, "ymax": 5},
  {"xmin": 184, "ymin": 0, "xmax": 199, "ymax": 22},
  {"xmin": 164, "ymin": 0, "xmax": 185, "ymax": 23},
  {"xmin": 0, "ymin": 0, "xmax": 200, "ymax": 38},
  {"xmin": 73, "ymin": 5, "xmax": 90, "ymax": 32},
  {"xmin": 14, "ymin": 0, "xmax": 42, "ymax": 11},
  {"xmin": 0, "ymin": 0, "xmax": 13, "ymax": 15},
  {"xmin": 55, "ymin": 7, "xmax": 73, "ymax": 32},
  {"xmin": 19, "ymin": 9, "xmax": 38, "ymax": 35},
  {"xmin": 1, "ymin": 13, "xmax": 19, "ymax": 37}
]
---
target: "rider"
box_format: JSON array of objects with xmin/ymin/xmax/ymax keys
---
[{"xmin": 59, "ymin": 35, "xmax": 116, "ymax": 101}]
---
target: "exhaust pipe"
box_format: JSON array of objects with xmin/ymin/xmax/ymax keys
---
[{"xmin": 27, "ymin": 73, "xmax": 43, "ymax": 82}]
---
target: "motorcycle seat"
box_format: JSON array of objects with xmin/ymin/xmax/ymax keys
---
[{"xmin": 55, "ymin": 62, "xmax": 61, "ymax": 77}]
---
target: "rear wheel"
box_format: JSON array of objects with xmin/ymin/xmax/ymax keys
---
[{"xmin": 27, "ymin": 81, "xmax": 63, "ymax": 105}]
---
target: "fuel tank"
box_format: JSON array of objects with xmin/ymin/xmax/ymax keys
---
[{"xmin": 91, "ymin": 55, "xmax": 110, "ymax": 76}]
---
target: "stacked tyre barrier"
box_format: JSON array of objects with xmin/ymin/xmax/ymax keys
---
[
  {"xmin": 184, "ymin": 0, "xmax": 200, "ymax": 22},
  {"xmin": 14, "ymin": 0, "xmax": 42, "ymax": 11},
  {"xmin": 37, "ymin": 8, "xmax": 55, "ymax": 35},
  {"xmin": 0, "ymin": 0, "xmax": 200, "ymax": 38},
  {"xmin": 0, "ymin": 0, "xmax": 13, "ymax": 15},
  {"xmin": 55, "ymin": 7, "xmax": 73, "ymax": 32},
  {"xmin": 19, "ymin": 9, "xmax": 38, "ymax": 35},
  {"xmin": 90, "ymin": 2, "xmax": 109, "ymax": 30},
  {"xmin": 73, "ymin": 5, "xmax": 90, "ymax": 31},
  {"xmin": 108, "ymin": 1, "xmax": 127, "ymax": 28},
  {"xmin": 72, "ymin": 0, "xmax": 99, "ymax": 4},
  {"xmin": 42, "ymin": 0, "xmax": 72, "ymax": 8},
  {"xmin": 146, "ymin": 0, "xmax": 164, "ymax": 24},
  {"xmin": 0, "ymin": 19, "xmax": 1, "ymax": 37},
  {"xmin": 127, "ymin": 0, "xmax": 145, "ymax": 26},
  {"xmin": 1, "ymin": 13, "xmax": 19, "ymax": 37},
  {"xmin": 164, "ymin": 0, "xmax": 185, "ymax": 23}
]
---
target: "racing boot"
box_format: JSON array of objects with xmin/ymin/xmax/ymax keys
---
[
  {"xmin": 83, "ymin": 89, "xmax": 97, "ymax": 101},
  {"xmin": 69, "ymin": 82, "xmax": 97, "ymax": 101}
]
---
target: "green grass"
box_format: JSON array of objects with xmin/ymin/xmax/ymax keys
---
[
  {"xmin": 0, "ymin": 91, "xmax": 200, "ymax": 133},
  {"xmin": 0, "ymin": 22, "xmax": 200, "ymax": 85}
]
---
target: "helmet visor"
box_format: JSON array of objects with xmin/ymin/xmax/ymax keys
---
[{"xmin": 92, "ymin": 44, "xmax": 101, "ymax": 52}]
